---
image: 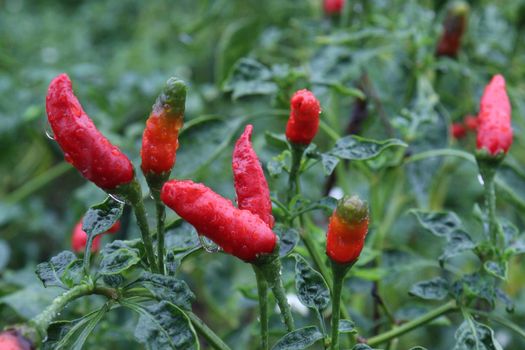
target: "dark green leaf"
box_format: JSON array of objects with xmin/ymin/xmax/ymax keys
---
[
  {"xmin": 329, "ymin": 136, "xmax": 406, "ymax": 161},
  {"xmin": 265, "ymin": 132, "xmax": 289, "ymax": 150},
  {"xmin": 293, "ymin": 255, "xmax": 330, "ymax": 311},
  {"xmin": 271, "ymin": 326, "xmax": 323, "ymax": 350},
  {"xmin": 165, "ymin": 222, "xmax": 200, "ymax": 253},
  {"xmin": 274, "ymin": 224, "xmax": 299, "ymax": 257},
  {"xmin": 319, "ymin": 153, "xmax": 340, "ymax": 175},
  {"xmin": 452, "ymin": 273, "xmax": 496, "ymax": 308},
  {"xmin": 35, "ymin": 251, "xmax": 83, "ymax": 289},
  {"xmin": 500, "ymin": 219, "xmax": 519, "ymax": 246},
  {"xmin": 507, "ymin": 234, "xmax": 525, "ymax": 256},
  {"xmin": 453, "ymin": 319, "xmax": 503, "ymax": 350},
  {"xmin": 440, "ymin": 230, "xmax": 476, "ymax": 264},
  {"xmin": 0, "ymin": 239, "xmax": 9, "ymax": 272},
  {"xmin": 268, "ymin": 151, "xmax": 289, "ymax": 177},
  {"xmin": 82, "ymin": 196, "xmax": 124, "ymax": 238},
  {"xmin": 409, "ymin": 277, "xmax": 449, "ymax": 300},
  {"xmin": 411, "ymin": 210, "xmax": 462, "ymax": 237},
  {"xmin": 138, "ymin": 272, "xmax": 195, "ymax": 310},
  {"xmin": 223, "ymin": 58, "xmax": 277, "ymax": 99},
  {"xmin": 132, "ymin": 301, "xmax": 197, "ymax": 350},
  {"xmin": 102, "ymin": 274, "xmax": 126, "ymax": 288},
  {"xmin": 483, "ymin": 261, "xmax": 507, "ymax": 281},
  {"xmin": 495, "ymin": 288, "xmax": 514, "ymax": 313},
  {"xmin": 352, "ymin": 344, "xmax": 378, "ymax": 350},
  {"xmin": 99, "ymin": 240, "xmax": 141, "ymax": 275},
  {"xmin": 338, "ymin": 319, "xmax": 356, "ymax": 333}
]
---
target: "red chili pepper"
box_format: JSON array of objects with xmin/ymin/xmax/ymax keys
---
[
  {"xmin": 451, "ymin": 122, "xmax": 467, "ymax": 139},
  {"xmin": 285, "ymin": 89, "xmax": 321, "ymax": 145},
  {"xmin": 71, "ymin": 221, "xmax": 102, "ymax": 253},
  {"xmin": 476, "ymin": 75, "xmax": 513, "ymax": 156},
  {"xmin": 106, "ymin": 220, "xmax": 121, "ymax": 234},
  {"xmin": 464, "ymin": 115, "xmax": 478, "ymax": 131},
  {"xmin": 326, "ymin": 195, "xmax": 369, "ymax": 265},
  {"xmin": 161, "ymin": 180, "xmax": 277, "ymax": 262},
  {"xmin": 46, "ymin": 74, "xmax": 134, "ymax": 190},
  {"xmin": 0, "ymin": 330, "xmax": 33, "ymax": 350},
  {"xmin": 324, "ymin": 0, "xmax": 345, "ymax": 15},
  {"xmin": 232, "ymin": 125, "xmax": 274, "ymax": 228},
  {"xmin": 436, "ymin": 2, "xmax": 469, "ymax": 58},
  {"xmin": 141, "ymin": 78, "xmax": 186, "ymax": 177}
]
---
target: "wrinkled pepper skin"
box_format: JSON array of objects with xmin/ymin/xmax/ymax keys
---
[
  {"xmin": 436, "ymin": 2, "xmax": 469, "ymax": 57},
  {"xmin": 232, "ymin": 125, "xmax": 274, "ymax": 228},
  {"xmin": 161, "ymin": 180, "xmax": 277, "ymax": 262},
  {"xmin": 324, "ymin": 0, "xmax": 345, "ymax": 15},
  {"xmin": 476, "ymin": 75, "xmax": 513, "ymax": 155},
  {"xmin": 326, "ymin": 195, "xmax": 369, "ymax": 265},
  {"xmin": 141, "ymin": 78, "xmax": 186, "ymax": 176},
  {"xmin": 71, "ymin": 221, "xmax": 102, "ymax": 253},
  {"xmin": 46, "ymin": 74, "xmax": 134, "ymax": 190},
  {"xmin": 0, "ymin": 330, "xmax": 33, "ymax": 350},
  {"xmin": 285, "ymin": 89, "xmax": 321, "ymax": 145}
]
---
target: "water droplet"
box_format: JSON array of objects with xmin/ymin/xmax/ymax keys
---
[
  {"xmin": 44, "ymin": 128, "xmax": 55, "ymax": 140},
  {"xmin": 477, "ymin": 174, "xmax": 484, "ymax": 185},
  {"xmin": 109, "ymin": 194, "xmax": 125, "ymax": 204}
]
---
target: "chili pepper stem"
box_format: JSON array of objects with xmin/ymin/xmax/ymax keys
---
[
  {"xmin": 287, "ymin": 144, "xmax": 305, "ymax": 202},
  {"xmin": 329, "ymin": 261, "xmax": 353, "ymax": 350},
  {"xmin": 252, "ymin": 265, "xmax": 269, "ymax": 350},
  {"xmin": 257, "ymin": 257, "xmax": 295, "ymax": 332},
  {"xmin": 186, "ymin": 312, "xmax": 232, "ymax": 350},
  {"xmin": 117, "ymin": 179, "xmax": 158, "ymax": 272},
  {"xmin": 476, "ymin": 152, "xmax": 505, "ymax": 250},
  {"xmin": 155, "ymin": 200, "xmax": 166, "ymax": 275}
]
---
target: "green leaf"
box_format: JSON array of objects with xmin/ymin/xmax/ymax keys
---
[
  {"xmin": 138, "ymin": 272, "xmax": 195, "ymax": 310},
  {"xmin": 507, "ymin": 234, "xmax": 525, "ymax": 256},
  {"xmin": 440, "ymin": 230, "xmax": 476, "ymax": 264},
  {"xmin": 223, "ymin": 58, "xmax": 277, "ymax": 99},
  {"xmin": 165, "ymin": 222, "xmax": 200, "ymax": 253},
  {"xmin": 411, "ymin": 210, "xmax": 462, "ymax": 237},
  {"xmin": 409, "ymin": 347, "xmax": 429, "ymax": 350},
  {"xmin": 452, "ymin": 273, "xmax": 496, "ymax": 308},
  {"xmin": 0, "ymin": 283, "xmax": 60, "ymax": 319},
  {"xmin": 339, "ymin": 319, "xmax": 357, "ymax": 333},
  {"xmin": 271, "ymin": 326, "xmax": 323, "ymax": 350},
  {"xmin": 131, "ymin": 301, "xmax": 198, "ymax": 350},
  {"xmin": 329, "ymin": 135, "xmax": 406, "ymax": 161},
  {"xmin": 409, "ymin": 277, "xmax": 449, "ymax": 300},
  {"xmin": 319, "ymin": 153, "xmax": 340, "ymax": 175},
  {"xmin": 0, "ymin": 239, "xmax": 9, "ymax": 272},
  {"xmin": 500, "ymin": 219, "xmax": 519, "ymax": 246},
  {"xmin": 274, "ymin": 224, "xmax": 299, "ymax": 257},
  {"xmin": 454, "ymin": 319, "xmax": 503, "ymax": 350},
  {"xmin": 35, "ymin": 251, "xmax": 83, "ymax": 289},
  {"xmin": 293, "ymin": 255, "xmax": 330, "ymax": 311},
  {"xmin": 495, "ymin": 288, "xmax": 514, "ymax": 313},
  {"xmin": 352, "ymin": 344, "xmax": 378, "ymax": 350},
  {"xmin": 99, "ymin": 240, "xmax": 141, "ymax": 275},
  {"xmin": 54, "ymin": 304, "xmax": 110, "ymax": 350},
  {"xmin": 82, "ymin": 196, "xmax": 124, "ymax": 238},
  {"xmin": 483, "ymin": 261, "xmax": 507, "ymax": 281},
  {"xmin": 265, "ymin": 132, "xmax": 289, "ymax": 150},
  {"xmin": 268, "ymin": 150, "xmax": 289, "ymax": 177}
]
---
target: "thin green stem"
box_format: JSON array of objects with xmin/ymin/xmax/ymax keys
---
[
  {"xmin": 485, "ymin": 178, "xmax": 500, "ymax": 246},
  {"xmin": 131, "ymin": 195, "xmax": 158, "ymax": 273},
  {"xmin": 156, "ymin": 200, "xmax": 166, "ymax": 275},
  {"xmin": 330, "ymin": 262, "xmax": 352, "ymax": 350},
  {"xmin": 253, "ymin": 265, "xmax": 269, "ymax": 350},
  {"xmin": 187, "ymin": 312, "xmax": 232, "ymax": 350},
  {"xmin": 366, "ymin": 300, "xmax": 458, "ymax": 347},
  {"xmin": 287, "ymin": 145, "xmax": 305, "ymax": 202},
  {"xmin": 467, "ymin": 309, "xmax": 525, "ymax": 340},
  {"xmin": 404, "ymin": 149, "xmax": 475, "ymax": 164}
]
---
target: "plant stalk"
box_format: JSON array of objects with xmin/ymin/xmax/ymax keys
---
[
  {"xmin": 187, "ymin": 312, "xmax": 232, "ymax": 350},
  {"xmin": 330, "ymin": 262, "xmax": 352, "ymax": 350},
  {"xmin": 253, "ymin": 265, "xmax": 269, "ymax": 350},
  {"xmin": 156, "ymin": 200, "xmax": 166, "ymax": 275},
  {"xmin": 366, "ymin": 300, "xmax": 457, "ymax": 347}
]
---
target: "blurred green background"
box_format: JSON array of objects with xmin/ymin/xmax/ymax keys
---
[{"xmin": 1, "ymin": 0, "xmax": 524, "ymax": 349}]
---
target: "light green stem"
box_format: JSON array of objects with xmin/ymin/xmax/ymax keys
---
[
  {"xmin": 187, "ymin": 312, "xmax": 232, "ymax": 350},
  {"xmin": 131, "ymin": 195, "xmax": 158, "ymax": 272},
  {"xmin": 287, "ymin": 145, "xmax": 305, "ymax": 202},
  {"xmin": 156, "ymin": 200, "xmax": 166, "ymax": 275},
  {"xmin": 330, "ymin": 262, "xmax": 352, "ymax": 350},
  {"xmin": 253, "ymin": 265, "xmax": 269, "ymax": 350},
  {"xmin": 367, "ymin": 300, "xmax": 457, "ymax": 347}
]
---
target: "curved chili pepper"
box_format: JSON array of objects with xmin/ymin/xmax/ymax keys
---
[
  {"xmin": 161, "ymin": 180, "xmax": 277, "ymax": 262},
  {"xmin": 436, "ymin": 2, "xmax": 469, "ymax": 58},
  {"xmin": 324, "ymin": 0, "xmax": 345, "ymax": 15},
  {"xmin": 141, "ymin": 78, "xmax": 186, "ymax": 177},
  {"xmin": 326, "ymin": 195, "xmax": 369, "ymax": 265},
  {"xmin": 46, "ymin": 74, "xmax": 134, "ymax": 190},
  {"xmin": 232, "ymin": 125, "xmax": 274, "ymax": 228},
  {"xmin": 0, "ymin": 330, "xmax": 33, "ymax": 350},
  {"xmin": 476, "ymin": 75, "xmax": 513, "ymax": 155},
  {"xmin": 285, "ymin": 89, "xmax": 321, "ymax": 145}
]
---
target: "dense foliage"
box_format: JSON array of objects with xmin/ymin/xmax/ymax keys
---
[{"xmin": 1, "ymin": 0, "xmax": 525, "ymax": 349}]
